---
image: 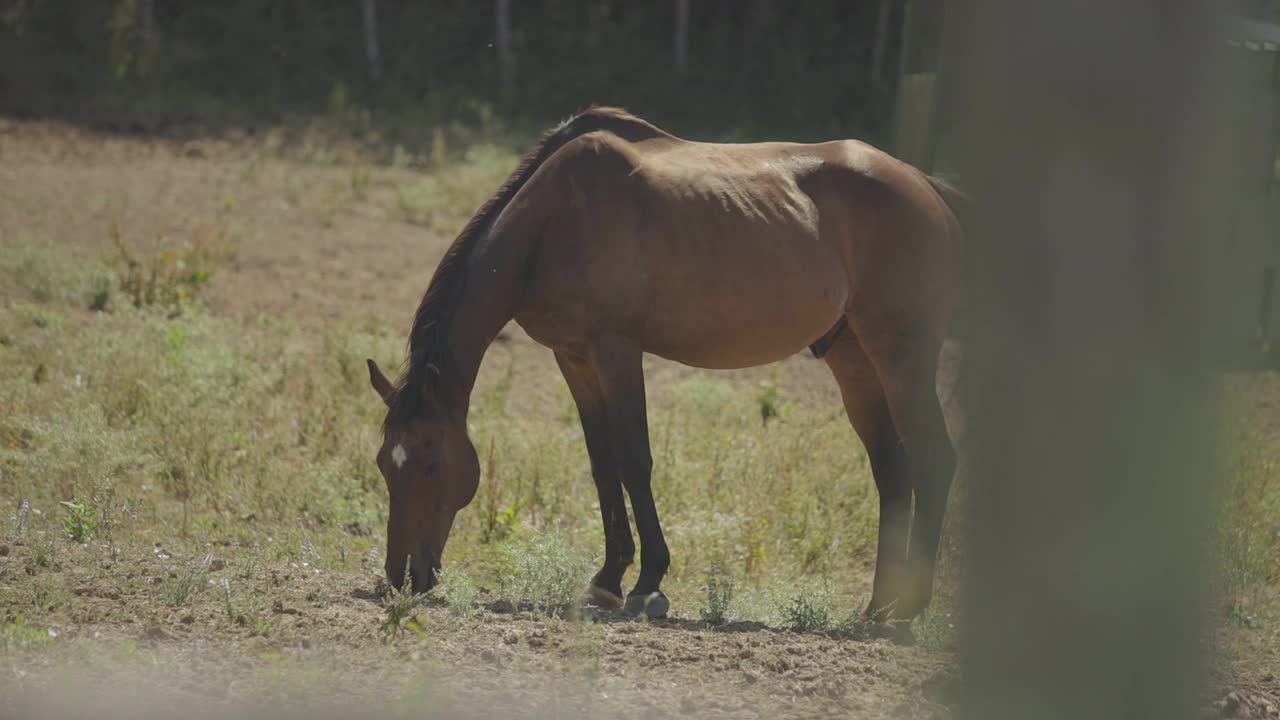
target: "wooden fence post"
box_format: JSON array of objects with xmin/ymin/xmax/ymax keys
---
[{"xmin": 954, "ymin": 2, "xmax": 1233, "ymax": 718}]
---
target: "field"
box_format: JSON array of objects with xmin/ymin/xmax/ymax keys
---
[{"xmin": 1, "ymin": 117, "xmax": 1277, "ymax": 719}]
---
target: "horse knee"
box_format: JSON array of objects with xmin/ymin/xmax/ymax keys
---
[{"xmin": 618, "ymin": 451, "xmax": 654, "ymax": 492}]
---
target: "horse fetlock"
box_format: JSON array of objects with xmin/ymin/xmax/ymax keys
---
[
  {"xmin": 864, "ymin": 596, "xmax": 900, "ymax": 624},
  {"xmin": 894, "ymin": 575, "xmax": 935, "ymax": 619},
  {"xmin": 590, "ymin": 564, "xmax": 625, "ymax": 592},
  {"xmin": 585, "ymin": 582, "xmax": 625, "ymax": 610}
]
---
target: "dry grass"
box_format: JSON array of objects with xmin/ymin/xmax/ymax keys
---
[{"xmin": 0, "ymin": 118, "xmax": 1277, "ymax": 718}]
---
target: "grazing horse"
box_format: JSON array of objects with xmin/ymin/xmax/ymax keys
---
[{"xmin": 366, "ymin": 106, "xmax": 963, "ymax": 621}]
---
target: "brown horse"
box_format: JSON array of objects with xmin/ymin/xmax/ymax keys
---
[{"xmin": 366, "ymin": 106, "xmax": 963, "ymax": 620}]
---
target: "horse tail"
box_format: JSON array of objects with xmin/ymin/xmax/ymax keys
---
[
  {"xmin": 922, "ymin": 173, "xmax": 970, "ymax": 342},
  {"xmin": 924, "ymin": 173, "xmax": 970, "ymax": 234}
]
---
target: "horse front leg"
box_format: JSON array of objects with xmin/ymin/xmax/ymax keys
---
[
  {"xmin": 555, "ymin": 351, "xmax": 635, "ymax": 609},
  {"xmin": 587, "ymin": 336, "xmax": 670, "ymax": 619}
]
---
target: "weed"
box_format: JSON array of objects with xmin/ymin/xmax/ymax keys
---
[
  {"xmin": 163, "ymin": 554, "xmax": 212, "ymax": 607},
  {"xmin": 758, "ymin": 381, "xmax": 783, "ymax": 425},
  {"xmin": 111, "ymin": 224, "xmax": 227, "ymax": 312},
  {"xmin": 87, "ymin": 270, "xmax": 114, "ymax": 311},
  {"xmin": 380, "ymin": 567, "xmax": 424, "ymax": 643},
  {"xmin": 350, "ymin": 162, "xmax": 373, "ymax": 199},
  {"xmin": 435, "ymin": 566, "xmax": 479, "ymax": 618},
  {"xmin": 776, "ymin": 581, "xmax": 834, "ymax": 632},
  {"xmin": 363, "ymin": 547, "xmax": 381, "ymax": 578},
  {"xmin": 31, "ymin": 536, "xmax": 58, "ymax": 569},
  {"xmin": 431, "ymin": 127, "xmax": 449, "ymax": 169},
  {"xmin": 0, "ymin": 616, "xmax": 50, "ymax": 651},
  {"xmin": 909, "ymin": 610, "xmax": 957, "ymax": 649},
  {"xmin": 1219, "ymin": 435, "xmax": 1279, "ymax": 608},
  {"xmin": 478, "ymin": 439, "xmax": 523, "ymax": 544},
  {"xmin": 60, "ymin": 497, "xmax": 102, "ymax": 543},
  {"xmin": 29, "ymin": 581, "xmax": 66, "ymax": 612},
  {"xmin": 0, "ymin": 243, "xmax": 104, "ymax": 307},
  {"xmin": 238, "ymin": 548, "xmax": 262, "ymax": 580},
  {"xmin": 6, "ymin": 500, "xmax": 32, "ymax": 541},
  {"xmin": 220, "ymin": 578, "xmax": 234, "ymax": 620},
  {"xmin": 499, "ymin": 529, "xmax": 594, "ymax": 617},
  {"xmin": 830, "ymin": 614, "xmax": 875, "ymax": 641},
  {"xmin": 700, "ymin": 574, "xmax": 735, "ymax": 626}
]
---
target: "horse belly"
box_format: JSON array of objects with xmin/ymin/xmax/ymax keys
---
[{"xmin": 638, "ymin": 235, "xmax": 848, "ymax": 370}]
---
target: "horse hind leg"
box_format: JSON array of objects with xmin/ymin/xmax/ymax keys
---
[
  {"xmin": 822, "ymin": 325, "xmax": 911, "ymax": 621},
  {"xmin": 853, "ymin": 318, "xmax": 957, "ymax": 619}
]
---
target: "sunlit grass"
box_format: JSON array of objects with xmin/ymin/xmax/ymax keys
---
[{"xmin": 1, "ymin": 224, "xmax": 1276, "ymax": 667}]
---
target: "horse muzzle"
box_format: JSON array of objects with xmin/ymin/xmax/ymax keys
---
[{"xmin": 386, "ymin": 544, "xmax": 440, "ymax": 594}]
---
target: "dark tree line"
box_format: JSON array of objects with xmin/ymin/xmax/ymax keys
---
[{"xmin": 0, "ymin": 1, "xmax": 911, "ymax": 144}]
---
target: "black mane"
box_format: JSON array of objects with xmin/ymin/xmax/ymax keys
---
[{"xmin": 384, "ymin": 106, "xmax": 660, "ymax": 427}]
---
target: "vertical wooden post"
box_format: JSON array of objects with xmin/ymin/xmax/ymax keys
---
[{"xmin": 954, "ymin": 2, "xmax": 1231, "ymax": 719}]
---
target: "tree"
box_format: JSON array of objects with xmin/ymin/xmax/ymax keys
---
[
  {"xmin": 496, "ymin": 0, "xmax": 512, "ymax": 85},
  {"xmin": 674, "ymin": 0, "xmax": 690, "ymax": 76},
  {"xmin": 361, "ymin": 0, "xmax": 381, "ymax": 83},
  {"xmin": 869, "ymin": 0, "xmax": 894, "ymax": 89}
]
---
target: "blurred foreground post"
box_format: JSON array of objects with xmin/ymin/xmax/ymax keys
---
[{"xmin": 955, "ymin": 2, "xmax": 1236, "ymax": 719}]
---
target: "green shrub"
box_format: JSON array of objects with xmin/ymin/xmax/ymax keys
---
[
  {"xmin": 699, "ymin": 574, "xmax": 735, "ymax": 626},
  {"xmin": 162, "ymin": 554, "xmax": 212, "ymax": 607},
  {"xmin": 775, "ymin": 581, "xmax": 834, "ymax": 632},
  {"xmin": 435, "ymin": 566, "xmax": 479, "ymax": 618},
  {"xmin": 111, "ymin": 225, "xmax": 227, "ymax": 312},
  {"xmin": 499, "ymin": 529, "xmax": 594, "ymax": 617},
  {"xmin": 60, "ymin": 497, "xmax": 102, "ymax": 543},
  {"xmin": 0, "ymin": 616, "xmax": 50, "ymax": 651},
  {"xmin": 379, "ymin": 559, "xmax": 425, "ymax": 644}
]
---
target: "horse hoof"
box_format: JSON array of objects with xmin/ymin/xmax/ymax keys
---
[
  {"xmin": 623, "ymin": 591, "xmax": 669, "ymax": 619},
  {"xmin": 870, "ymin": 621, "xmax": 916, "ymax": 646},
  {"xmin": 585, "ymin": 584, "xmax": 624, "ymax": 610}
]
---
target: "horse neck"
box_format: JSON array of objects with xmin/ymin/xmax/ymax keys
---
[{"xmin": 441, "ymin": 224, "xmax": 532, "ymax": 412}]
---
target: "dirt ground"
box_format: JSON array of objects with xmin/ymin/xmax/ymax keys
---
[
  {"xmin": 0, "ymin": 538, "xmax": 959, "ymax": 720},
  {"xmin": 0, "ymin": 117, "xmax": 1277, "ymax": 719}
]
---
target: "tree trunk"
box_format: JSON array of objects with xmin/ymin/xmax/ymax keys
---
[
  {"xmin": 869, "ymin": 0, "xmax": 893, "ymax": 88},
  {"xmin": 674, "ymin": 0, "xmax": 690, "ymax": 76},
  {"xmin": 361, "ymin": 0, "xmax": 381, "ymax": 83},
  {"xmin": 496, "ymin": 0, "xmax": 513, "ymax": 85},
  {"xmin": 139, "ymin": 0, "xmax": 155, "ymax": 51}
]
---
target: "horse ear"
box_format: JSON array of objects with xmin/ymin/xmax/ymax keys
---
[{"xmin": 367, "ymin": 359, "xmax": 394, "ymax": 405}]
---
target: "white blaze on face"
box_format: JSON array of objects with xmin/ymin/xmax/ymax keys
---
[{"xmin": 391, "ymin": 443, "xmax": 408, "ymax": 469}]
